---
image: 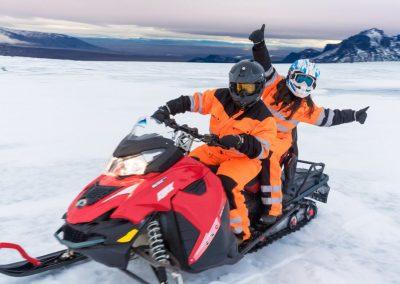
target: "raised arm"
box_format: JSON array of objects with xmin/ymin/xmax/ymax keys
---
[{"xmin": 249, "ymin": 24, "xmax": 277, "ymax": 86}]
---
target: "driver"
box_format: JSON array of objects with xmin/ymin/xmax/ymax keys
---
[{"xmin": 152, "ymin": 60, "xmax": 277, "ymax": 241}]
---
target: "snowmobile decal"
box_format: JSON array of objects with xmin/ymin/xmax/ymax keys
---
[
  {"xmin": 101, "ymin": 182, "xmax": 141, "ymax": 203},
  {"xmin": 156, "ymin": 182, "xmax": 174, "ymax": 201},
  {"xmin": 116, "ymin": 229, "xmax": 139, "ymax": 243},
  {"xmin": 190, "ymin": 203, "xmax": 225, "ymax": 264},
  {"xmin": 152, "ymin": 177, "xmax": 167, "ymax": 188}
]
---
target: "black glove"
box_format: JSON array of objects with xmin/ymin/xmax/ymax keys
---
[
  {"xmin": 249, "ymin": 24, "xmax": 265, "ymax": 44},
  {"xmin": 151, "ymin": 106, "xmax": 170, "ymax": 123},
  {"xmin": 355, "ymin": 106, "xmax": 369, "ymax": 124},
  {"xmin": 219, "ymin": 135, "xmax": 243, "ymax": 149}
]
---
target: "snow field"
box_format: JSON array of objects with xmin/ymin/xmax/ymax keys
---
[{"xmin": 0, "ymin": 57, "xmax": 399, "ymax": 283}]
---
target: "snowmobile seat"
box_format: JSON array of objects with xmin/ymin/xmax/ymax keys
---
[{"xmin": 243, "ymin": 177, "xmax": 260, "ymax": 194}]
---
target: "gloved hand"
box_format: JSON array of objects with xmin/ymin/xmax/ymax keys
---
[
  {"xmin": 249, "ymin": 24, "xmax": 265, "ymax": 44},
  {"xmin": 219, "ymin": 135, "xmax": 243, "ymax": 149},
  {"xmin": 151, "ymin": 106, "xmax": 170, "ymax": 123},
  {"xmin": 355, "ymin": 106, "xmax": 369, "ymax": 124}
]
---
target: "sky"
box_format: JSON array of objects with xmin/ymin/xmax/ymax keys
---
[{"xmin": 0, "ymin": 0, "xmax": 399, "ymax": 48}]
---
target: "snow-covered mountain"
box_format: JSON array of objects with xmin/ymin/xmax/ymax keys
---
[
  {"xmin": 0, "ymin": 27, "xmax": 253, "ymax": 62},
  {"xmin": 0, "ymin": 27, "xmax": 102, "ymax": 50},
  {"xmin": 0, "ymin": 27, "xmax": 154, "ymax": 61},
  {"xmin": 282, "ymin": 28, "xmax": 400, "ymax": 63}
]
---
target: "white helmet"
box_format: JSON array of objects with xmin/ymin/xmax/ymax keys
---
[{"xmin": 286, "ymin": 59, "xmax": 320, "ymax": 98}]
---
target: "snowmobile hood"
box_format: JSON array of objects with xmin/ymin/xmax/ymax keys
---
[{"xmin": 66, "ymin": 157, "xmax": 210, "ymax": 225}]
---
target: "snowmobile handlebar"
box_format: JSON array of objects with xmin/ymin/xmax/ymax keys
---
[{"xmin": 163, "ymin": 118, "xmax": 228, "ymax": 149}]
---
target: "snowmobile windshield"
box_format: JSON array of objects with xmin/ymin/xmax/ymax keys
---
[
  {"xmin": 128, "ymin": 117, "xmax": 175, "ymax": 140},
  {"xmin": 108, "ymin": 117, "xmax": 183, "ymax": 176}
]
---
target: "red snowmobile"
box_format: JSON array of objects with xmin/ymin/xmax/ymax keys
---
[{"xmin": 0, "ymin": 117, "xmax": 330, "ymax": 283}]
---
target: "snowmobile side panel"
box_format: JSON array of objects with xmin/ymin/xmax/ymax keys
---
[
  {"xmin": 188, "ymin": 204, "xmax": 238, "ymax": 272},
  {"xmin": 171, "ymin": 170, "xmax": 232, "ymax": 268},
  {"xmin": 160, "ymin": 204, "xmax": 237, "ymax": 273},
  {"xmin": 159, "ymin": 211, "xmax": 200, "ymax": 269}
]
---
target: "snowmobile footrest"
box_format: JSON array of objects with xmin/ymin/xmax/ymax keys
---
[
  {"xmin": 0, "ymin": 249, "xmax": 88, "ymax": 277},
  {"xmin": 120, "ymin": 268, "xmax": 151, "ymax": 284}
]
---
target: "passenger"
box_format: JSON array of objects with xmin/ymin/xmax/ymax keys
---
[
  {"xmin": 248, "ymin": 24, "xmax": 369, "ymax": 224},
  {"xmin": 152, "ymin": 60, "xmax": 277, "ymax": 240}
]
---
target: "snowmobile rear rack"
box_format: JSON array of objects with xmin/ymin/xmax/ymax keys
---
[{"xmin": 284, "ymin": 160, "xmax": 330, "ymax": 205}]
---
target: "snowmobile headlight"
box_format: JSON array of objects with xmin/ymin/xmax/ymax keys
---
[{"xmin": 105, "ymin": 150, "xmax": 164, "ymax": 177}]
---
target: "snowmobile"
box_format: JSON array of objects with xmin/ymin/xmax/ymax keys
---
[{"xmin": 0, "ymin": 117, "xmax": 330, "ymax": 284}]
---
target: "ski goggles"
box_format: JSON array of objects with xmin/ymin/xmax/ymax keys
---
[
  {"xmin": 292, "ymin": 72, "xmax": 316, "ymax": 87},
  {"xmin": 233, "ymin": 83, "xmax": 257, "ymax": 95}
]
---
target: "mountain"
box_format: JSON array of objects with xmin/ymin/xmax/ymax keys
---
[
  {"xmin": 0, "ymin": 27, "xmax": 168, "ymax": 61},
  {"xmin": 281, "ymin": 48, "xmax": 322, "ymax": 63},
  {"xmin": 83, "ymin": 37, "xmax": 253, "ymax": 62},
  {"xmin": 0, "ymin": 27, "xmax": 293, "ymax": 62},
  {"xmin": 282, "ymin": 28, "xmax": 400, "ymax": 63},
  {"xmin": 0, "ymin": 28, "xmax": 103, "ymax": 51},
  {"xmin": 188, "ymin": 54, "xmax": 250, "ymax": 63}
]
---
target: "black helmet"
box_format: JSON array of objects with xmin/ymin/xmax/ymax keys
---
[{"xmin": 229, "ymin": 60, "xmax": 266, "ymax": 109}]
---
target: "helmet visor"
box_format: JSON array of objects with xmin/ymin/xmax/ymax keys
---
[
  {"xmin": 293, "ymin": 73, "xmax": 316, "ymax": 87},
  {"xmin": 235, "ymin": 83, "xmax": 257, "ymax": 95}
]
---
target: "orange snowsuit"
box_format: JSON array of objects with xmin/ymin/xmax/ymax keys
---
[
  {"xmin": 252, "ymin": 42, "xmax": 358, "ymax": 217},
  {"xmin": 260, "ymin": 75, "xmax": 330, "ymax": 216},
  {"xmin": 186, "ymin": 88, "xmax": 277, "ymax": 240}
]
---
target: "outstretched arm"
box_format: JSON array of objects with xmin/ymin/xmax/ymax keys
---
[
  {"xmin": 249, "ymin": 24, "xmax": 277, "ymax": 85},
  {"xmin": 309, "ymin": 106, "xmax": 369, "ymax": 126}
]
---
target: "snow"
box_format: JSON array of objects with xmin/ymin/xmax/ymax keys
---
[
  {"xmin": 0, "ymin": 28, "xmax": 64, "ymax": 39},
  {"xmin": 0, "ymin": 57, "xmax": 399, "ymax": 284},
  {"xmin": 314, "ymin": 47, "xmax": 339, "ymax": 61},
  {"xmin": 0, "ymin": 33, "xmax": 27, "ymax": 45},
  {"xmin": 362, "ymin": 29, "xmax": 384, "ymax": 47}
]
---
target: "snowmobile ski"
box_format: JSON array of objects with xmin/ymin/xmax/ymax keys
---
[{"xmin": 0, "ymin": 248, "xmax": 88, "ymax": 277}]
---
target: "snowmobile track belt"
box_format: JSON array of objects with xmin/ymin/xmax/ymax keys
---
[{"xmin": 247, "ymin": 208, "xmax": 315, "ymax": 254}]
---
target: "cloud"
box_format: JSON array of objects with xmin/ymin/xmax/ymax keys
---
[
  {"xmin": 0, "ymin": 16, "xmax": 339, "ymax": 49},
  {"xmin": 0, "ymin": 0, "xmax": 398, "ymax": 39}
]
